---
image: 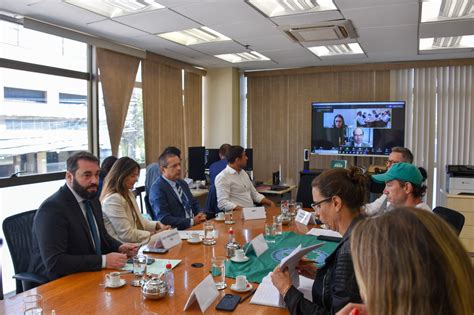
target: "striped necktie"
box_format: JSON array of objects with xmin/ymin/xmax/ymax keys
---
[
  {"xmin": 176, "ymin": 183, "xmax": 193, "ymax": 218},
  {"xmin": 84, "ymin": 200, "xmax": 102, "ymax": 255}
]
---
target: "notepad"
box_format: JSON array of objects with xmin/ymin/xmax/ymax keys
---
[{"xmin": 306, "ymin": 228, "xmax": 342, "ymax": 238}]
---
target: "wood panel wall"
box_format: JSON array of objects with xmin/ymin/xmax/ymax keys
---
[{"xmin": 247, "ymin": 70, "xmax": 390, "ymax": 185}]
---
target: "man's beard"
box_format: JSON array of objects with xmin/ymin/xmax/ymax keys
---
[{"xmin": 72, "ymin": 177, "xmax": 98, "ymax": 200}]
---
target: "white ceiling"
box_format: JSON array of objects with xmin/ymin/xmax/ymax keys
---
[{"xmin": 0, "ymin": 0, "xmax": 473, "ymax": 71}]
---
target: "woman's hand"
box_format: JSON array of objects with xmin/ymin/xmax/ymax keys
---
[
  {"xmin": 270, "ymin": 266, "xmax": 292, "ymax": 297},
  {"xmin": 296, "ymin": 257, "xmax": 317, "ymax": 279},
  {"xmin": 156, "ymin": 221, "xmax": 171, "ymax": 231},
  {"xmin": 336, "ymin": 303, "xmax": 367, "ymax": 315}
]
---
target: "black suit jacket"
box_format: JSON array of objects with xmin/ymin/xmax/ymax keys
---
[
  {"xmin": 149, "ymin": 176, "xmax": 201, "ymax": 230},
  {"xmin": 28, "ymin": 184, "xmax": 122, "ymax": 281}
]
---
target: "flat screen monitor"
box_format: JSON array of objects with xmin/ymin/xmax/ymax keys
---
[
  {"xmin": 205, "ymin": 149, "xmax": 220, "ymax": 169},
  {"xmin": 245, "ymin": 148, "xmax": 253, "ymax": 171},
  {"xmin": 311, "ymin": 101, "xmax": 405, "ymax": 157},
  {"xmin": 188, "ymin": 146, "xmax": 206, "ymax": 180}
]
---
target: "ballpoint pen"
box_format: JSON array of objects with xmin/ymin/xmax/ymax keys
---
[{"xmin": 239, "ymin": 288, "xmax": 257, "ymax": 303}]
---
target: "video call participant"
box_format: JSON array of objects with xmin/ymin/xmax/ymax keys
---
[
  {"xmin": 271, "ymin": 167, "xmax": 366, "ymax": 314},
  {"xmin": 149, "ymin": 152, "xmax": 206, "ymax": 230},
  {"xmin": 29, "ymin": 151, "xmax": 138, "ymax": 282},
  {"xmin": 215, "ymin": 145, "xmax": 275, "ymax": 211},
  {"xmin": 352, "ymin": 128, "xmax": 370, "ymax": 147},
  {"xmin": 364, "ymin": 146, "xmax": 413, "ymax": 215},
  {"xmin": 372, "ymin": 162, "xmax": 431, "ymax": 211},
  {"xmin": 338, "ymin": 207, "xmax": 474, "ymax": 315}
]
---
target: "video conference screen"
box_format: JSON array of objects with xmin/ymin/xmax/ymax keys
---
[{"xmin": 311, "ymin": 101, "xmax": 405, "ymax": 156}]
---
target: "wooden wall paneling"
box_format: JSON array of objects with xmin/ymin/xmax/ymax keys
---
[{"xmin": 184, "ymin": 71, "xmax": 202, "ymax": 148}]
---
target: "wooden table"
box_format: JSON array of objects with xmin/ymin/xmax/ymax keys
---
[{"xmin": 0, "ymin": 207, "xmax": 315, "ymax": 314}]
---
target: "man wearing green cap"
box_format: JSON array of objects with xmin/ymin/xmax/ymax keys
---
[{"xmin": 372, "ymin": 162, "xmax": 431, "ymax": 211}]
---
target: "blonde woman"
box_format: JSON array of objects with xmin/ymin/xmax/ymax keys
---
[
  {"xmin": 338, "ymin": 207, "xmax": 474, "ymax": 315},
  {"xmin": 101, "ymin": 157, "xmax": 169, "ymax": 245}
]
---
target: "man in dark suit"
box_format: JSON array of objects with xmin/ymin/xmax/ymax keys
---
[
  {"xmin": 209, "ymin": 143, "xmax": 230, "ymax": 186},
  {"xmin": 29, "ymin": 151, "xmax": 138, "ymax": 282},
  {"xmin": 149, "ymin": 152, "xmax": 207, "ymax": 230}
]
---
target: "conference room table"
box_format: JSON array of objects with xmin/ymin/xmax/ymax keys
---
[{"xmin": 0, "ymin": 207, "xmax": 318, "ymax": 314}]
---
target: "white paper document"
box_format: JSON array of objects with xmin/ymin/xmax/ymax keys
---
[
  {"xmin": 183, "ymin": 274, "xmax": 219, "ymax": 313},
  {"xmin": 306, "ymin": 228, "xmax": 342, "ymax": 238},
  {"xmin": 178, "ymin": 230, "xmax": 204, "ymax": 240},
  {"xmin": 279, "ymin": 242, "xmax": 325, "ymax": 288},
  {"xmin": 242, "ymin": 206, "xmax": 266, "ymax": 220},
  {"xmin": 248, "ymin": 233, "xmax": 269, "ymax": 257}
]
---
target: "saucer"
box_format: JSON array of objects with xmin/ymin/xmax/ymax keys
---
[
  {"xmin": 106, "ymin": 279, "xmax": 126, "ymax": 288},
  {"xmin": 230, "ymin": 283, "xmax": 253, "ymax": 293},
  {"xmin": 187, "ymin": 238, "xmax": 202, "ymax": 244},
  {"xmin": 215, "ymin": 217, "xmax": 225, "ymax": 222},
  {"xmin": 230, "ymin": 256, "xmax": 250, "ymax": 263}
]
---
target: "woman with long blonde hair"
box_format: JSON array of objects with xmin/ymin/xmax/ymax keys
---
[
  {"xmin": 100, "ymin": 157, "xmax": 168, "ymax": 245},
  {"xmin": 339, "ymin": 207, "xmax": 474, "ymax": 315}
]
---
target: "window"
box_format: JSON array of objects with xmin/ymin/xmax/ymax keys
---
[
  {"xmin": 59, "ymin": 92, "xmax": 87, "ymax": 105},
  {"xmin": 4, "ymin": 87, "xmax": 47, "ymax": 103}
]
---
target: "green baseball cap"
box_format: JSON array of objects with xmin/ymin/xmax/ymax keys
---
[{"xmin": 372, "ymin": 162, "xmax": 423, "ymax": 186}]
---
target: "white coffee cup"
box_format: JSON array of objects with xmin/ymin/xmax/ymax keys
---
[
  {"xmin": 216, "ymin": 212, "xmax": 225, "ymax": 220},
  {"xmin": 235, "ymin": 275, "xmax": 248, "ymax": 290},
  {"xmin": 234, "ymin": 249, "xmax": 246, "ymax": 261},
  {"xmin": 105, "ymin": 272, "xmax": 121, "ymax": 287},
  {"xmin": 190, "ymin": 232, "xmax": 200, "ymax": 241}
]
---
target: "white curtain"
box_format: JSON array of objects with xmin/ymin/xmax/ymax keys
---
[{"xmin": 391, "ymin": 65, "xmax": 474, "ymax": 207}]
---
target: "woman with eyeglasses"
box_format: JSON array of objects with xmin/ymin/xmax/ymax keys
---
[{"xmin": 271, "ymin": 166, "xmax": 367, "ymax": 315}]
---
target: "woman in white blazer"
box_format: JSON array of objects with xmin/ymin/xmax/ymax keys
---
[{"xmin": 100, "ymin": 157, "xmax": 169, "ymax": 244}]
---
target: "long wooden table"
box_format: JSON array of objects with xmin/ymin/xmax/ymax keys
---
[{"xmin": 0, "ymin": 207, "xmax": 315, "ymax": 314}]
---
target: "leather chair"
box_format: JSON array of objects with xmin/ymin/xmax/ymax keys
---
[
  {"xmin": 433, "ymin": 206, "xmax": 465, "ymax": 236},
  {"xmin": 2, "ymin": 210, "xmax": 48, "ymax": 294}
]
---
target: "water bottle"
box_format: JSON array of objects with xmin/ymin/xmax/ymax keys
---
[{"xmin": 165, "ymin": 263, "xmax": 174, "ymax": 296}]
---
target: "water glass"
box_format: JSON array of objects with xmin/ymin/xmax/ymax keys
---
[
  {"xmin": 211, "ymin": 256, "xmax": 227, "ymax": 290},
  {"xmin": 133, "ymin": 254, "xmax": 147, "ymax": 278},
  {"xmin": 203, "ymin": 222, "xmax": 216, "ymax": 245},
  {"xmin": 273, "ymin": 215, "xmax": 283, "ymax": 235},
  {"xmin": 280, "ymin": 200, "xmax": 289, "ymax": 216},
  {"xmin": 224, "ymin": 209, "xmax": 234, "ymax": 224},
  {"xmin": 24, "ymin": 294, "xmax": 43, "ymax": 315},
  {"xmin": 288, "ymin": 200, "xmax": 297, "ymax": 218},
  {"xmin": 264, "ymin": 223, "xmax": 276, "ymax": 243}
]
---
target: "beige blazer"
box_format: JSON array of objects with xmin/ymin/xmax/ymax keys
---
[{"xmin": 102, "ymin": 191, "xmax": 158, "ymax": 244}]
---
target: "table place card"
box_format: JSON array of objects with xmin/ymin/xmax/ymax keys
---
[
  {"xmin": 242, "ymin": 206, "xmax": 266, "ymax": 220},
  {"xmin": 183, "ymin": 274, "xmax": 219, "ymax": 313},
  {"xmin": 249, "ymin": 233, "xmax": 269, "ymax": 257},
  {"xmin": 295, "ymin": 209, "xmax": 316, "ymax": 225},
  {"xmin": 157, "ymin": 228, "xmax": 182, "ymax": 249},
  {"xmin": 178, "ymin": 230, "xmax": 204, "ymax": 240}
]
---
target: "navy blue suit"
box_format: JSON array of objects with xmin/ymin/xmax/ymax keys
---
[
  {"xmin": 149, "ymin": 176, "xmax": 201, "ymax": 230},
  {"xmin": 209, "ymin": 159, "xmax": 227, "ymax": 186}
]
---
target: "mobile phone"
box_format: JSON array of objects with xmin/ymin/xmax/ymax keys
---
[
  {"xmin": 216, "ymin": 294, "xmax": 241, "ymax": 311},
  {"xmin": 127, "ymin": 257, "xmax": 156, "ymax": 265},
  {"xmin": 143, "ymin": 247, "xmax": 168, "ymax": 254}
]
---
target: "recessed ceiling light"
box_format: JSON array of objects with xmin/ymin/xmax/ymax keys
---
[
  {"xmin": 308, "ymin": 43, "xmax": 364, "ymax": 57},
  {"xmin": 420, "ymin": 35, "xmax": 474, "ymax": 50},
  {"xmin": 247, "ymin": 0, "xmax": 337, "ymax": 17},
  {"xmin": 215, "ymin": 51, "xmax": 270, "ymax": 63},
  {"xmin": 64, "ymin": 0, "xmax": 165, "ymax": 18},
  {"xmin": 421, "ymin": 0, "xmax": 473, "ymax": 22},
  {"xmin": 158, "ymin": 27, "xmax": 231, "ymax": 46}
]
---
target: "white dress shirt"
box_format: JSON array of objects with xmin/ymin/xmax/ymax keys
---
[{"xmin": 215, "ymin": 165, "xmax": 265, "ymax": 211}]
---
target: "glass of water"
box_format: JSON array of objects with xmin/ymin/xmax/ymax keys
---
[
  {"xmin": 264, "ymin": 223, "xmax": 276, "ymax": 243},
  {"xmin": 24, "ymin": 294, "xmax": 42, "ymax": 315},
  {"xmin": 280, "ymin": 200, "xmax": 289, "ymax": 216},
  {"xmin": 288, "ymin": 200, "xmax": 297, "ymax": 218},
  {"xmin": 203, "ymin": 222, "xmax": 216, "ymax": 245},
  {"xmin": 273, "ymin": 215, "xmax": 283, "ymax": 235},
  {"xmin": 224, "ymin": 209, "xmax": 234, "ymax": 224},
  {"xmin": 132, "ymin": 254, "xmax": 147, "ymax": 286},
  {"xmin": 211, "ymin": 256, "xmax": 227, "ymax": 290}
]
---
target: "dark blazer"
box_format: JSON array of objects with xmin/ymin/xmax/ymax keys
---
[
  {"xmin": 283, "ymin": 215, "xmax": 363, "ymax": 315},
  {"xmin": 149, "ymin": 176, "xmax": 201, "ymax": 230},
  {"xmin": 28, "ymin": 184, "xmax": 122, "ymax": 281},
  {"xmin": 209, "ymin": 159, "xmax": 227, "ymax": 186}
]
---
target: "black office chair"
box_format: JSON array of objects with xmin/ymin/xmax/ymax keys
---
[
  {"xmin": 144, "ymin": 195, "xmax": 157, "ymax": 221},
  {"xmin": 205, "ymin": 185, "xmax": 221, "ymax": 219},
  {"xmin": 296, "ymin": 173, "xmax": 317, "ymax": 208},
  {"xmin": 132, "ymin": 185, "xmax": 146, "ymax": 214},
  {"xmin": 2, "ymin": 210, "xmax": 48, "ymax": 294},
  {"xmin": 433, "ymin": 206, "xmax": 465, "ymax": 236}
]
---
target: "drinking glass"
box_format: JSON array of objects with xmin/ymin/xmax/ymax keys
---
[
  {"xmin": 280, "ymin": 200, "xmax": 289, "ymax": 216},
  {"xmin": 273, "ymin": 215, "xmax": 283, "ymax": 235},
  {"xmin": 224, "ymin": 209, "xmax": 234, "ymax": 224},
  {"xmin": 132, "ymin": 254, "xmax": 147, "ymax": 286},
  {"xmin": 288, "ymin": 200, "xmax": 297, "ymax": 218},
  {"xmin": 264, "ymin": 223, "xmax": 276, "ymax": 243},
  {"xmin": 211, "ymin": 256, "xmax": 227, "ymax": 290},
  {"xmin": 203, "ymin": 222, "xmax": 216, "ymax": 245},
  {"xmin": 24, "ymin": 294, "xmax": 43, "ymax": 315}
]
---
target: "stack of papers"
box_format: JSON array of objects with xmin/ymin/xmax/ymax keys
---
[{"xmin": 306, "ymin": 228, "xmax": 342, "ymax": 238}]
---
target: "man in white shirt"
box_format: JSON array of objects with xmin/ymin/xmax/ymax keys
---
[{"xmin": 215, "ymin": 146, "xmax": 275, "ymax": 211}]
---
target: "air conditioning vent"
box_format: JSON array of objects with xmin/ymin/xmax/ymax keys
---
[{"xmin": 282, "ymin": 20, "xmax": 357, "ymax": 43}]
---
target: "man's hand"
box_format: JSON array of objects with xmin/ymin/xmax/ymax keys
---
[
  {"xmin": 118, "ymin": 243, "xmax": 139, "ymax": 257},
  {"xmin": 262, "ymin": 198, "xmax": 276, "ymax": 208},
  {"xmin": 105, "ymin": 252, "xmax": 127, "ymax": 269},
  {"xmin": 193, "ymin": 212, "xmax": 207, "ymax": 224}
]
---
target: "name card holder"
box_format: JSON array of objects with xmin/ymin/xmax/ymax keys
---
[
  {"xmin": 242, "ymin": 207, "xmax": 266, "ymax": 220},
  {"xmin": 183, "ymin": 274, "xmax": 219, "ymax": 313},
  {"xmin": 158, "ymin": 229, "xmax": 182, "ymax": 249},
  {"xmin": 295, "ymin": 209, "xmax": 316, "ymax": 226},
  {"xmin": 248, "ymin": 233, "xmax": 269, "ymax": 257}
]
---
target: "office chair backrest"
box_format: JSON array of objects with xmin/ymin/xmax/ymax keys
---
[
  {"xmin": 433, "ymin": 206, "xmax": 465, "ymax": 236},
  {"xmin": 296, "ymin": 173, "xmax": 318, "ymax": 208},
  {"xmin": 2, "ymin": 209, "xmax": 37, "ymax": 293},
  {"xmin": 205, "ymin": 185, "xmax": 220, "ymax": 219}
]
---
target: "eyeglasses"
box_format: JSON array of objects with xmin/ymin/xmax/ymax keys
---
[
  {"xmin": 385, "ymin": 159, "xmax": 398, "ymax": 166},
  {"xmin": 311, "ymin": 197, "xmax": 332, "ymax": 211}
]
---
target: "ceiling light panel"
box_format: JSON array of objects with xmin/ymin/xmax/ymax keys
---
[
  {"xmin": 421, "ymin": 0, "xmax": 473, "ymax": 22},
  {"xmin": 64, "ymin": 0, "xmax": 165, "ymax": 18},
  {"xmin": 420, "ymin": 35, "xmax": 474, "ymax": 50},
  {"xmin": 215, "ymin": 51, "xmax": 270, "ymax": 63},
  {"xmin": 247, "ymin": 0, "xmax": 337, "ymax": 17},
  {"xmin": 308, "ymin": 43, "xmax": 364, "ymax": 57},
  {"xmin": 158, "ymin": 27, "xmax": 231, "ymax": 45}
]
